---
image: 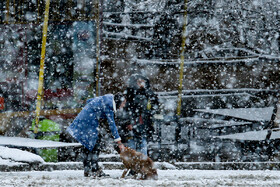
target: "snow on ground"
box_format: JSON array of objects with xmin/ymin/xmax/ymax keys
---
[
  {"xmin": 1, "ymin": 169, "xmax": 280, "ymax": 187},
  {"xmin": 1, "ymin": 142, "xmax": 280, "ymax": 186}
]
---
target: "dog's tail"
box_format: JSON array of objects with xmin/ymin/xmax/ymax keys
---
[{"xmin": 146, "ymin": 168, "xmax": 158, "ymax": 180}]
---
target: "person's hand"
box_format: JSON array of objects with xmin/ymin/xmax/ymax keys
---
[
  {"xmin": 117, "ymin": 141, "xmax": 125, "ymax": 152},
  {"xmin": 127, "ymin": 124, "xmax": 133, "ymax": 131},
  {"xmin": 119, "ymin": 99, "xmax": 126, "ymax": 110},
  {"xmin": 118, "ymin": 143, "xmax": 125, "ymax": 152}
]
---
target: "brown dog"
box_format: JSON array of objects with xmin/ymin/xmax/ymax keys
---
[{"xmin": 119, "ymin": 147, "xmax": 158, "ymax": 180}]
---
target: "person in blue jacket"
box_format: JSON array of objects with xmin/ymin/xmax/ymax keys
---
[{"xmin": 67, "ymin": 94, "xmax": 125, "ymax": 178}]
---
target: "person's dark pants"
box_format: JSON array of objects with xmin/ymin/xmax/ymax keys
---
[{"xmin": 82, "ymin": 137, "xmax": 101, "ymax": 173}]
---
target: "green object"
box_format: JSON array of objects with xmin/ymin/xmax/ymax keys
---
[
  {"xmin": 31, "ymin": 118, "xmax": 60, "ymax": 132},
  {"xmin": 31, "ymin": 118, "xmax": 61, "ymax": 162}
]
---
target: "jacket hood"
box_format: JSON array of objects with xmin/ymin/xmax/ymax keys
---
[{"xmin": 127, "ymin": 74, "xmax": 150, "ymax": 89}]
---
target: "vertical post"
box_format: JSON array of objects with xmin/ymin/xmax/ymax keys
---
[
  {"xmin": 175, "ymin": 0, "xmax": 188, "ymax": 158},
  {"xmin": 5, "ymin": 0, "xmax": 10, "ymax": 24},
  {"xmin": 13, "ymin": 0, "xmax": 16, "ymax": 23},
  {"xmin": 37, "ymin": 0, "xmax": 40, "ymax": 24},
  {"xmin": 34, "ymin": 0, "xmax": 50, "ymax": 133},
  {"xmin": 95, "ymin": 0, "xmax": 100, "ymax": 96},
  {"xmin": 177, "ymin": 0, "xmax": 188, "ymax": 117}
]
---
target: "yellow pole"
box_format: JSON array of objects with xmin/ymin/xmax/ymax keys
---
[
  {"xmin": 177, "ymin": 0, "xmax": 188, "ymax": 116},
  {"xmin": 95, "ymin": 0, "xmax": 100, "ymax": 96},
  {"xmin": 5, "ymin": 0, "xmax": 10, "ymax": 24},
  {"xmin": 34, "ymin": 0, "xmax": 51, "ymax": 133}
]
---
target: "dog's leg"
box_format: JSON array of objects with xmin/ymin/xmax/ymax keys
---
[
  {"xmin": 133, "ymin": 174, "xmax": 138, "ymax": 180},
  {"xmin": 121, "ymin": 168, "xmax": 129, "ymax": 178}
]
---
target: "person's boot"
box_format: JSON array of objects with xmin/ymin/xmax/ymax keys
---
[
  {"xmin": 92, "ymin": 169, "xmax": 110, "ymax": 178},
  {"xmin": 84, "ymin": 171, "xmax": 91, "ymax": 177}
]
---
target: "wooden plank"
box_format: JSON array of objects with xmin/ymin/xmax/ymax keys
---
[
  {"xmin": 0, "ymin": 136, "xmax": 81, "ymax": 149},
  {"xmin": 194, "ymin": 107, "xmax": 274, "ymax": 121},
  {"xmin": 215, "ymin": 128, "xmax": 280, "ymax": 141}
]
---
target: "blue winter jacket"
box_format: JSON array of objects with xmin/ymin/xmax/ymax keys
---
[{"xmin": 67, "ymin": 94, "xmax": 121, "ymax": 151}]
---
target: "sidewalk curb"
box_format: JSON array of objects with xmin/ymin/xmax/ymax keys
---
[
  {"xmin": 2, "ymin": 161, "xmax": 280, "ymax": 172},
  {"xmin": 174, "ymin": 162, "xmax": 280, "ymax": 170}
]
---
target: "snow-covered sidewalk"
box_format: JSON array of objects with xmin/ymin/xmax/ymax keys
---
[
  {"xmin": 2, "ymin": 145, "xmax": 280, "ymax": 172},
  {"xmin": 2, "ymin": 146, "xmax": 280, "ymax": 186},
  {"xmin": 1, "ymin": 169, "xmax": 280, "ymax": 186}
]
